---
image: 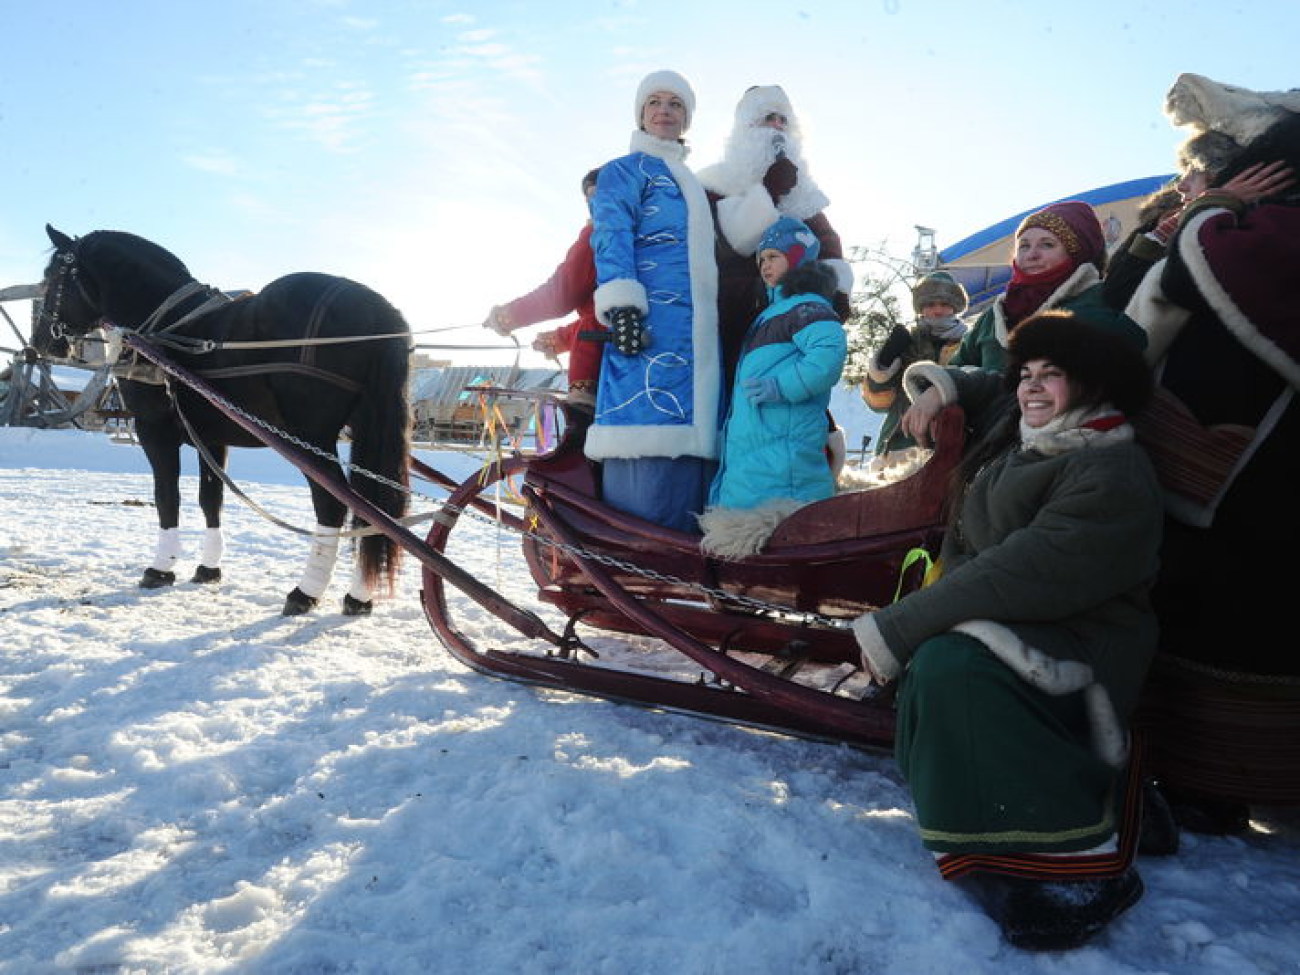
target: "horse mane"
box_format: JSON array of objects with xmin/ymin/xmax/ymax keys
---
[
  {"xmin": 68, "ymin": 230, "xmax": 198, "ymax": 327},
  {"xmin": 80, "ymin": 230, "xmax": 193, "ymax": 282}
]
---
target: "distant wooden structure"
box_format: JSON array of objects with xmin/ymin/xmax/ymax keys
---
[
  {"xmin": 409, "ymin": 364, "xmax": 564, "ymax": 445},
  {"xmin": 1, "ymin": 283, "xmax": 119, "ymax": 430}
]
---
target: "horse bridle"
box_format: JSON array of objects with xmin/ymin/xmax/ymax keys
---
[{"xmin": 41, "ymin": 246, "xmax": 101, "ymax": 342}]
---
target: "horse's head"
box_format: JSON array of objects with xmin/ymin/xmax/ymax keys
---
[
  {"xmin": 35, "ymin": 225, "xmax": 102, "ymax": 354},
  {"xmin": 36, "ymin": 225, "xmax": 196, "ymax": 355}
]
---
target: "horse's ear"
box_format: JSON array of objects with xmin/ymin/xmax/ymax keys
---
[{"xmin": 46, "ymin": 224, "xmax": 74, "ymax": 249}]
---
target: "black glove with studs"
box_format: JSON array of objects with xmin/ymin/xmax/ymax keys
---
[{"xmin": 608, "ymin": 306, "xmax": 648, "ymax": 356}]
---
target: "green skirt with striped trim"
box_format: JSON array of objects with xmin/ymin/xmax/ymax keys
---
[{"xmin": 895, "ymin": 633, "xmax": 1126, "ymax": 857}]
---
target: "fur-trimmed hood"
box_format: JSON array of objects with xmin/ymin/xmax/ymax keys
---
[{"xmin": 772, "ymin": 261, "xmax": 839, "ymax": 303}]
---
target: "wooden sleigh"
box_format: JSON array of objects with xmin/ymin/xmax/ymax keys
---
[{"xmin": 417, "ymin": 400, "xmax": 964, "ymax": 751}]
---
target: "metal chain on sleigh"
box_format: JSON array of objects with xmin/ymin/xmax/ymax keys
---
[{"xmin": 195, "ymin": 380, "xmax": 850, "ymax": 628}]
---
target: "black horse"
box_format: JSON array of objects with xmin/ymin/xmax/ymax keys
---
[{"xmin": 36, "ymin": 225, "xmax": 412, "ymax": 616}]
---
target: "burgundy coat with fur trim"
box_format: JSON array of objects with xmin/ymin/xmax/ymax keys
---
[{"xmin": 1112, "ymin": 194, "xmax": 1300, "ymax": 674}]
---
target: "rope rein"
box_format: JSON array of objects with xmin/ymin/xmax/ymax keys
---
[
  {"xmin": 107, "ymin": 284, "xmax": 835, "ymax": 624},
  {"xmin": 149, "ymin": 357, "xmax": 848, "ymax": 627}
]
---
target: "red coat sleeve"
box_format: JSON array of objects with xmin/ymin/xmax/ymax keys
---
[{"xmin": 502, "ymin": 223, "xmax": 597, "ymax": 328}]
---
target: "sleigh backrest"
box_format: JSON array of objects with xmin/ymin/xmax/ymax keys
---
[{"xmin": 766, "ymin": 404, "xmax": 964, "ymax": 547}]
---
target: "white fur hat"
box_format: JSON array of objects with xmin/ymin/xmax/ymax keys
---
[
  {"xmin": 634, "ymin": 70, "xmax": 695, "ymax": 130},
  {"xmin": 1164, "ymin": 73, "xmax": 1300, "ymax": 148},
  {"xmin": 734, "ymin": 85, "xmax": 795, "ymax": 129}
]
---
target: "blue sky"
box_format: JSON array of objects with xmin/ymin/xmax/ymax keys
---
[{"xmin": 3, "ymin": 0, "xmax": 1297, "ymax": 365}]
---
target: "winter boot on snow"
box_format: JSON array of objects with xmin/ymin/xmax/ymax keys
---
[
  {"xmin": 1162, "ymin": 786, "xmax": 1251, "ymax": 836},
  {"xmin": 1137, "ymin": 779, "xmax": 1181, "ymax": 856},
  {"xmin": 955, "ymin": 866, "xmax": 1144, "ymax": 951}
]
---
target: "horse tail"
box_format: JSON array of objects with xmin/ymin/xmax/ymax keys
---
[{"xmin": 348, "ymin": 307, "xmax": 412, "ymax": 595}]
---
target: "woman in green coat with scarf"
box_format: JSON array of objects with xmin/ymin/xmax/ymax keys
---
[{"xmin": 853, "ymin": 308, "xmax": 1162, "ymax": 952}]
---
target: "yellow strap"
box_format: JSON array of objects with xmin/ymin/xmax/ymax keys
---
[{"xmin": 893, "ymin": 546, "xmax": 935, "ymax": 603}]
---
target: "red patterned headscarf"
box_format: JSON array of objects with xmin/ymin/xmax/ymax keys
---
[
  {"xmin": 1015, "ymin": 201, "xmax": 1105, "ymax": 268},
  {"xmin": 1003, "ymin": 201, "xmax": 1105, "ymax": 327}
]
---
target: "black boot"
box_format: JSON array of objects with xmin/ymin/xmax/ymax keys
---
[
  {"xmin": 1138, "ymin": 779, "xmax": 1181, "ymax": 856},
  {"xmin": 1162, "ymin": 787, "xmax": 1251, "ymax": 835},
  {"xmin": 956, "ymin": 867, "xmax": 1144, "ymax": 952}
]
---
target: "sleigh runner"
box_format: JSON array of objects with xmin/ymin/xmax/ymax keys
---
[{"xmin": 121, "ymin": 330, "xmax": 1300, "ymax": 805}]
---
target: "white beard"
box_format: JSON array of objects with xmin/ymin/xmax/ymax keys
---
[{"xmin": 696, "ymin": 126, "xmax": 829, "ymax": 219}]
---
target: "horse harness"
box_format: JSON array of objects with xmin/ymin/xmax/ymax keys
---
[
  {"xmin": 47, "ymin": 242, "xmax": 405, "ymax": 397},
  {"xmin": 127, "ymin": 279, "xmax": 368, "ymax": 397}
]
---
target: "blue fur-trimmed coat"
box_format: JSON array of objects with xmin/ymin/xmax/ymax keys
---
[
  {"xmin": 708, "ymin": 262, "xmax": 846, "ymax": 510},
  {"xmin": 585, "ymin": 130, "xmax": 721, "ymax": 461}
]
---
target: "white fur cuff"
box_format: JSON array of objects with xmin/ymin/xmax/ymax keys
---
[
  {"xmin": 823, "ymin": 258, "xmax": 854, "ymax": 295},
  {"xmin": 868, "ymin": 355, "xmax": 903, "ymax": 384},
  {"xmin": 902, "ymin": 361, "xmax": 957, "ymax": 407},
  {"xmin": 594, "ymin": 279, "xmax": 649, "ymax": 322},
  {"xmin": 717, "ymin": 184, "xmax": 780, "ymax": 257},
  {"xmin": 851, "ymin": 613, "xmax": 901, "ymax": 683}
]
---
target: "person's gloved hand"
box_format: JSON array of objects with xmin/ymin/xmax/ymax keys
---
[
  {"xmin": 762, "ymin": 154, "xmax": 798, "ymax": 203},
  {"xmin": 1150, "ymin": 209, "xmax": 1182, "ymax": 246},
  {"xmin": 532, "ymin": 330, "xmax": 562, "ymax": 358},
  {"xmin": 483, "ymin": 306, "xmax": 513, "ymax": 337},
  {"xmin": 742, "ymin": 376, "xmax": 782, "ymax": 405},
  {"xmin": 608, "ymin": 306, "xmax": 647, "ymax": 355},
  {"xmin": 875, "ymin": 324, "xmax": 912, "ymax": 370}
]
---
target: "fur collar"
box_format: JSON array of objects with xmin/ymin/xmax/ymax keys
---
[
  {"xmin": 1019, "ymin": 404, "xmax": 1133, "ymax": 456},
  {"xmin": 992, "ymin": 263, "xmax": 1100, "ymax": 348},
  {"xmin": 630, "ymin": 129, "xmax": 690, "ymax": 162}
]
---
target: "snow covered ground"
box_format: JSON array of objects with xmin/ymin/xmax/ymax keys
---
[{"xmin": 1, "ymin": 424, "xmax": 1298, "ymax": 975}]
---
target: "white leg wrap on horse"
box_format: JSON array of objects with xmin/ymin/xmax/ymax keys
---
[
  {"xmin": 200, "ymin": 527, "xmax": 225, "ymax": 568},
  {"xmin": 151, "ymin": 527, "xmax": 183, "ymax": 572},
  {"xmin": 347, "ymin": 560, "xmax": 373, "ymax": 605},
  {"xmin": 297, "ymin": 524, "xmax": 341, "ymax": 599}
]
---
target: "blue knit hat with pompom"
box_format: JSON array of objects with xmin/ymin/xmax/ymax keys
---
[{"xmin": 757, "ymin": 216, "xmax": 820, "ymax": 269}]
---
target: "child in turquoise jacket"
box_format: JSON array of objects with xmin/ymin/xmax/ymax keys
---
[{"xmin": 707, "ymin": 216, "xmax": 847, "ymax": 513}]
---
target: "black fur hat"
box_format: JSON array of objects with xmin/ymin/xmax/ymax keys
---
[{"xmin": 1006, "ymin": 309, "xmax": 1152, "ymax": 416}]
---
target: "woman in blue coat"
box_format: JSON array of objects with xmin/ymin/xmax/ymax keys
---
[
  {"xmin": 585, "ymin": 70, "xmax": 722, "ymax": 534},
  {"xmin": 707, "ymin": 216, "xmax": 846, "ymax": 513}
]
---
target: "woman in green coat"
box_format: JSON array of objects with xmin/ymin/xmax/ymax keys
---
[
  {"xmin": 949, "ymin": 200, "xmax": 1112, "ymax": 374},
  {"xmin": 853, "ymin": 308, "xmax": 1162, "ymax": 952}
]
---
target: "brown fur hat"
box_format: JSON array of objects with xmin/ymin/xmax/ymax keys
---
[
  {"xmin": 911, "ymin": 271, "xmax": 969, "ymax": 315},
  {"xmin": 1006, "ymin": 309, "xmax": 1152, "ymax": 416}
]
